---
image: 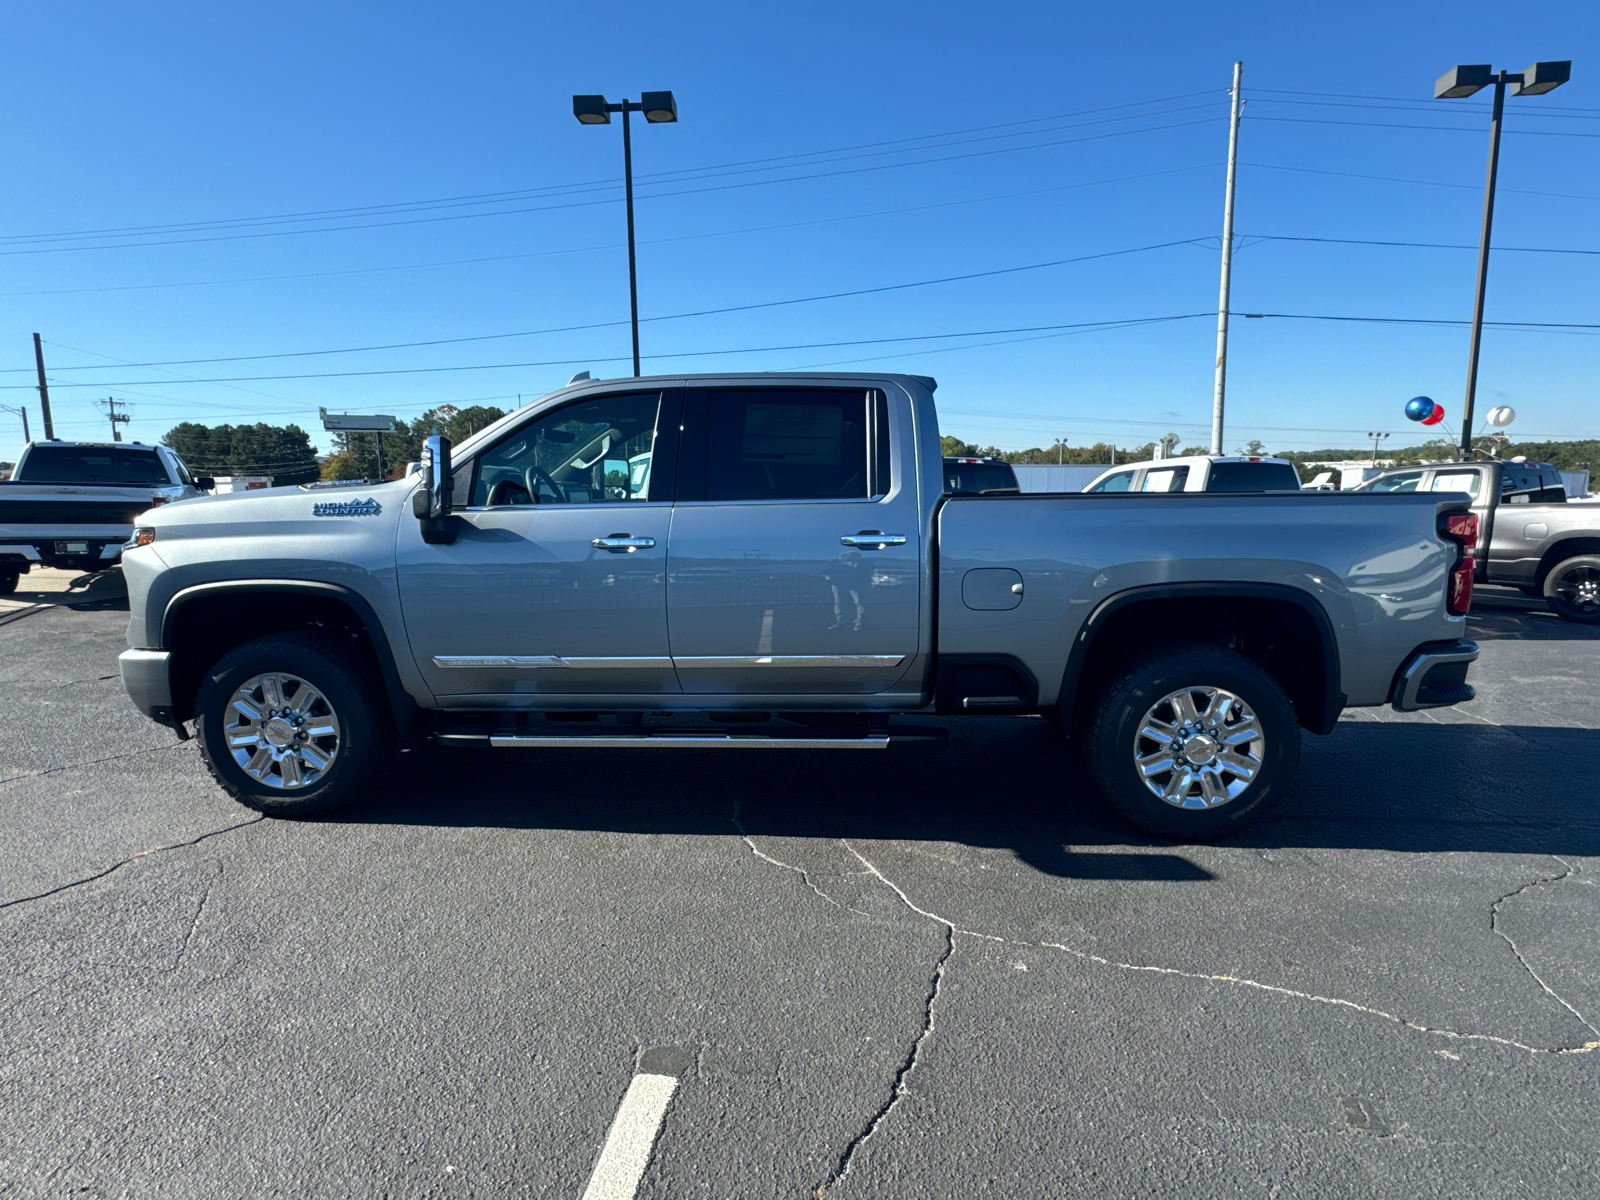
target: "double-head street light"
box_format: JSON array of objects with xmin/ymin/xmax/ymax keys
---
[
  {"xmin": 1435, "ymin": 60, "xmax": 1570, "ymax": 459},
  {"xmin": 573, "ymin": 91, "xmax": 678, "ymax": 377}
]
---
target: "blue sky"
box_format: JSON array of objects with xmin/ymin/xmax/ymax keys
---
[{"xmin": 0, "ymin": 0, "xmax": 1595, "ymax": 464}]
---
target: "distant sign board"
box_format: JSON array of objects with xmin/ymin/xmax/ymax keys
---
[{"xmin": 319, "ymin": 408, "xmax": 396, "ymax": 432}]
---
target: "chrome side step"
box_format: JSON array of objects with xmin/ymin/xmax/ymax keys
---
[{"xmin": 435, "ymin": 725, "xmax": 944, "ymax": 750}]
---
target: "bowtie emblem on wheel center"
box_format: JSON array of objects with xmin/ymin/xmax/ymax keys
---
[
  {"xmin": 1177, "ymin": 733, "xmax": 1219, "ymax": 765},
  {"xmin": 263, "ymin": 717, "xmax": 298, "ymax": 749}
]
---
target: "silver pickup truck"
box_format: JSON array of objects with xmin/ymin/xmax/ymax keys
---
[
  {"xmin": 117, "ymin": 372, "xmax": 1480, "ymax": 839},
  {"xmin": 1355, "ymin": 458, "xmax": 1599, "ymax": 623}
]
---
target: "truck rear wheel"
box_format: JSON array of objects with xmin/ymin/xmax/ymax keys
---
[
  {"xmin": 1086, "ymin": 643, "xmax": 1300, "ymax": 841},
  {"xmin": 0, "ymin": 567, "xmax": 18, "ymax": 595},
  {"xmin": 1543, "ymin": 555, "xmax": 1600, "ymax": 624},
  {"xmin": 195, "ymin": 631, "xmax": 392, "ymax": 818}
]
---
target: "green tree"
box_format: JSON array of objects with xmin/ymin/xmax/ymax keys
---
[
  {"xmin": 940, "ymin": 435, "xmax": 978, "ymax": 457},
  {"xmin": 162, "ymin": 422, "xmax": 319, "ymax": 486}
]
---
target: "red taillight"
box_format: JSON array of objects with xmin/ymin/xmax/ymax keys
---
[
  {"xmin": 150, "ymin": 495, "xmax": 170, "ymax": 505},
  {"xmin": 1441, "ymin": 511, "xmax": 1478, "ymax": 615}
]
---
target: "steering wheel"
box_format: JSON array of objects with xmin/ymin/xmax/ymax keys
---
[
  {"xmin": 523, "ymin": 465, "xmax": 567, "ymax": 505},
  {"xmin": 485, "ymin": 478, "xmax": 532, "ymax": 506}
]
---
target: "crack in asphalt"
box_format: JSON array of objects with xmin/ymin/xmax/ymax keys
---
[
  {"xmin": 0, "ymin": 741, "xmax": 191, "ymax": 789},
  {"xmin": 730, "ymin": 800, "xmax": 868, "ymax": 916},
  {"xmin": 816, "ymin": 838, "xmax": 1599, "ymax": 1059},
  {"xmin": 814, "ymin": 917, "xmax": 953, "ymax": 1199},
  {"xmin": 0, "ymin": 817, "xmax": 264, "ymax": 913},
  {"xmin": 1490, "ymin": 855, "xmax": 1598, "ymax": 1039}
]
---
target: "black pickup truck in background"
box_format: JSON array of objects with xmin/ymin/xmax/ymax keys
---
[{"xmin": 0, "ymin": 441, "xmax": 211, "ymax": 593}]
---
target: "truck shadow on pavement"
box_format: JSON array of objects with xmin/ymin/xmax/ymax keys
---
[
  {"xmin": 344, "ymin": 717, "xmax": 1600, "ymax": 879},
  {"xmin": 1468, "ymin": 589, "xmax": 1600, "ymax": 642}
]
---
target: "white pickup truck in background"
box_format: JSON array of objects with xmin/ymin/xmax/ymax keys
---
[
  {"xmin": 0, "ymin": 441, "xmax": 211, "ymax": 592},
  {"xmin": 1084, "ymin": 454, "xmax": 1304, "ymax": 494}
]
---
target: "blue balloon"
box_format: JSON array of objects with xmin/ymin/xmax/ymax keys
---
[{"xmin": 1404, "ymin": 395, "xmax": 1436, "ymax": 422}]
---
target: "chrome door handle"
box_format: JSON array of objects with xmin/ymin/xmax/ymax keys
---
[
  {"xmin": 840, "ymin": 531, "xmax": 907, "ymax": 549},
  {"xmin": 593, "ymin": 534, "xmax": 656, "ymax": 552}
]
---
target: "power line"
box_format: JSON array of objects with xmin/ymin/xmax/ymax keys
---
[
  {"xmin": 1249, "ymin": 114, "xmax": 1600, "ymax": 139},
  {"xmin": 1245, "ymin": 232, "xmax": 1600, "ymax": 256},
  {"xmin": 0, "ymin": 163, "xmax": 1221, "ymax": 300},
  {"xmin": 0, "ymin": 111, "xmax": 1225, "ymax": 257},
  {"xmin": 9, "ymin": 238, "xmax": 1209, "ymax": 375},
  {"xmin": 1242, "ymin": 161, "xmax": 1600, "ymax": 204},
  {"xmin": 1249, "ymin": 86, "xmax": 1600, "ymax": 117},
  {"xmin": 0, "ymin": 91, "xmax": 1222, "ymax": 249}
]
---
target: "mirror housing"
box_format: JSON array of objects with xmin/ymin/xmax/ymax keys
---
[{"xmin": 414, "ymin": 434, "xmax": 459, "ymax": 544}]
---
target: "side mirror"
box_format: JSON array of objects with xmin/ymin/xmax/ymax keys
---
[
  {"xmin": 194, "ymin": 476, "xmax": 215, "ymax": 491},
  {"xmin": 413, "ymin": 434, "xmax": 459, "ymax": 544}
]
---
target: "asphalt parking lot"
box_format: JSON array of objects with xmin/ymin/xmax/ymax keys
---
[{"xmin": 1, "ymin": 572, "xmax": 1596, "ymax": 1198}]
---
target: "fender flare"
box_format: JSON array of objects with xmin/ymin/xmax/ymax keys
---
[{"xmin": 1055, "ymin": 581, "xmax": 1345, "ymax": 735}]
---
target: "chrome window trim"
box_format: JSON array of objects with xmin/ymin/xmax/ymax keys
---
[{"xmin": 672, "ymin": 655, "xmax": 905, "ymax": 668}]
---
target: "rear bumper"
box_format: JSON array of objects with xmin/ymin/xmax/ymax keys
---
[
  {"xmin": 118, "ymin": 648, "xmax": 174, "ymax": 720},
  {"xmin": 1391, "ymin": 639, "xmax": 1479, "ymax": 712}
]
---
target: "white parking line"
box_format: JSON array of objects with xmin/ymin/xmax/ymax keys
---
[{"xmin": 580, "ymin": 1072, "xmax": 679, "ymax": 1200}]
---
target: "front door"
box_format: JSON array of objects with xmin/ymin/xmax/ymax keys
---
[
  {"xmin": 396, "ymin": 389, "xmax": 680, "ymax": 702},
  {"xmin": 665, "ymin": 385, "xmax": 921, "ymax": 696}
]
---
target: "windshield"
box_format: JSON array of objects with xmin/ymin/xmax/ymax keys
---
[
  {"xmin": 16, "ymin": 445, "xmax": 170, "ymax": 486},
  {"xmin": 943, "ymin": 460, "xmax": 1018, "ymax": 494},
  {"xmin": 1206, "ymin": 462, "xmax": 1302, "ymax": 492}
]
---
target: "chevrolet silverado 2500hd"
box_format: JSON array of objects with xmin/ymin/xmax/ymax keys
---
[{"xmin": 116, "ymin": 373, "xmax": 1480, "ymax": 839}]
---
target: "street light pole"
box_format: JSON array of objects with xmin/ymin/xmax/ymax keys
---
[
  {"xmin": 574, "ymin": 92, "xmax": 678, "ymax": 378},
  {"xmin": 1435, "ymin": 60, "xmax": 1570, "ymax": 459}
]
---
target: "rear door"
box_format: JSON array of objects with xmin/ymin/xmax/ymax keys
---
[{"xmin": 664, "ymin": 385, "xmax": 920, "ymax": 696}]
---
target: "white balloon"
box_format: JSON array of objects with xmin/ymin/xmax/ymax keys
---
[{"xmin": 1486, "ymin": 406, "xmax": 1516, "ymax": 428}]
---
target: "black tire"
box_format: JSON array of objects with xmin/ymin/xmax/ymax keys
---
[
  {"xmin": 195, "ymin": 630, "xmax": 393, "ymax": 817},
  {"xmin": 0, "ymin": 567, "xmax": 18, "ymax": 596},
  {"xmin": 1543, "ymin": 555, "xmax": 1600, "ymax": 624},
  {"xmin": 1086, "ymin": 642, "xmax": 1300, "ymax": 841}
]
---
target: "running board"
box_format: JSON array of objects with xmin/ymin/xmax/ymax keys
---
[{"xmin": 435, "ymin": 725, "xmax": 945, "ymax": 750}]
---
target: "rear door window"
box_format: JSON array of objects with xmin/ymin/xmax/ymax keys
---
[
  {"xmin": 1206, "ymin": 462, "xmax": 1303, "ymax": 492},
  {"xmin": 944, "ymin": 461, "xmax": 1018, "ymax": 494},
  {"xmin": 1429, "ymin": 471, "xmax": 1481, "ymax": 498},
  {"xmin": 679, "ymin": 388, "xmax": 870, "ymax": 502},
  {"xmin": 16, "ymin": 446, "xmax": 169, "ymax": 485},
  {"xmin": 1141, "ymin": 466, "xmax": 1190, "ymax": 492}
]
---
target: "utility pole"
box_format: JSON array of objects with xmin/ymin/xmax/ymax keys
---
[
  {"xmin": 32, "ymin": 334, "xmax": 55, "ymax": 440},
  {"xmin": 1210, "ymin": 62, "xmax": 1243, "ymax": 456},
  {"xmin": 97, "ymin": 398, "xmax": 131, "ymax": 442},
  {"xmin": 0, "ymin": 403, "xmax": 29, "ymax": 444},
  {"xmin": 1367, "ymin": 431, "xmax": 1390, "ymax": 466}
]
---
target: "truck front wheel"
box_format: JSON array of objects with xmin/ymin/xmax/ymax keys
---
[
  {"xmin": 1086, "ymin": 643, "xmax": 1300, "ymax": 841},
  {"xmin": 0, "ymin": 567, "xmax": 18, "ymax": 596},
  {"xmin": 1543, "ymin": 555, "xmax": 1600, "ymax": 624},
  {"xmin": 195, "ymin": 631, "xmax": 392, "ymax": 818}
]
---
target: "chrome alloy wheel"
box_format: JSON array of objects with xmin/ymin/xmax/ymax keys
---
[
  {"xmin": 1553, "ymin": 564, "xmax": 1600, "ymax": 615},
  {"xmin": 1133, "ymin": 685, "xmax": 1265, "ymax": 810},
  {"xmin": 224, "ymin": 672, "xmax": 341, "ymax": 789}
]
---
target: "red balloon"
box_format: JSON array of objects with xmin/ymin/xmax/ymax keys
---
[{"xmin": 1420, "ymin": 403, "xmax": 1446, "ymax": 426}]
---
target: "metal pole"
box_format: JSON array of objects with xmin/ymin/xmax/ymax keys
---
[
  {"xmin": 1461, "ymin": 72, "xmax": 1507, "ymax": 460},
  {"xmin": 1210, "ymin": 62, "xmax": 1243, "ymax": 456},
  {"xmin": 622, "ymin": 102, "xmax": 641, "ymax": 377},
  {"xmin": 32, "ymin": 333, "xmax": 55, "ymax": 440}
]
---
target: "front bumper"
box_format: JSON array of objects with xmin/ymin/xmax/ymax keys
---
[
  {"xmin": 118, "ymin": 648, "xmax": 180, "ymax": 729},
  {"xmin": 1392, "ymin": 639, "xmax": 1479, "ymax": 712}
]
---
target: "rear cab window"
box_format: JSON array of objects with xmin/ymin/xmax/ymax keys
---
[
  {"xmin": 1141, "ymin": 466, "xmax": 1190, "ymax": 493},
  {"xmin": 16, "ymin": 445, "xmax": 171, "ymax": 486},
  {"xmin": 1205, "ymin": 462, "xmax": 1302, "ymax": 492},
  {"xmin": 1429, "ymin": 470, "xmax": 1481, "ymax": 498},
  {"xmin": 1360, "ymin": 470, "xmax": 1423, "ymax": 494},
  {"xmin": 944, "ymin": 460, "xmax": 1018, "ymax": 494}
]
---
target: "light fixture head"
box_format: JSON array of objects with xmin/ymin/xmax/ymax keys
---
[
  {"xmin": 1512, "ymin": 61, "xmax": 1571, "ymax": 96},
  {"xmin": 572, "ymin": 95, "xmax": 612, "ymax": 125},
  {"xmin": 1435, "ymin": 64, "xmax": 1492, "ymax": 99},
  {"xmin": 640, "ymin": 90, "xmax": 678, "ymax": 123}
]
